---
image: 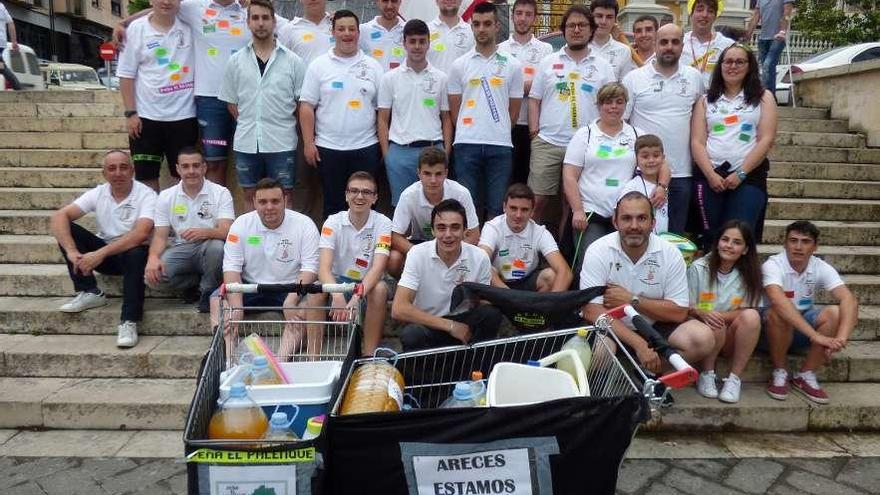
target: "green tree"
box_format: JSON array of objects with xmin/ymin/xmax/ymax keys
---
[
  {"xmin": 794, "ymin": 0, "xmax": 880, "ymax": 45},
  {"xmin": 128, "ymin": 0, "xmax": 150, "ymax": 15}
]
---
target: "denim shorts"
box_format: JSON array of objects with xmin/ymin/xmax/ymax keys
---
[
  {"xmin": 758, "ymin": 306, "xmax": 823, "ymax": 351},
  {"xmin": 234, "ymin": 150, "xmax": 296, "ymax": 189},
  {"xmin": 196, "ymin": 96, "xmax": 236, "ymax": 160}
]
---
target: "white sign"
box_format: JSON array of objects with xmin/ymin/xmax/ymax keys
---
[
  {"xmin": 208, "ymin": 465, "xmax": 297, "ymax": 495},
  {"xmin": 411, "ymin": 448, "xmax": 534, "ymax": 495}
]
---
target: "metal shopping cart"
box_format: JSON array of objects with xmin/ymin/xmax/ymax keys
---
[
  {"xmin": 322, "ymin": 303, "xmax": 697, "ymax": 495},
  {"xmin": 183, "ymin": 282, "xmax": 363, "ymax": 495}
]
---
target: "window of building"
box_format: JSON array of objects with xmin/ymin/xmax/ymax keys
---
[
  {"xmin": 92, "ymin": 0, "xmax": 100, "ymax": 8},
  {"xmin": 111, "ymin": 0, "xmax": 122, "ymax": 16}
]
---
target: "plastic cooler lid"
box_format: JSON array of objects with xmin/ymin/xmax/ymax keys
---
[{"xmin": 219, "ymin": 360, "xmax": 343, "ymax": 405}]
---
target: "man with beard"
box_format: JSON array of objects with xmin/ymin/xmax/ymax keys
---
[
  {"xmin": 588, "ymin": 0, "xmax": 635, "ymax": 80},
  {"xmin": 427, "ymin": 0, "xmax": 475, "ymax": 74},
  {"xmin": 681, "ymin": 0, "xmax": 734, "ymax": 89},
  {"xmin": 498, "ymin": 0, "xmax": 552, "ymax": 186},
  {"xmin": 359, "ymin": 0, "xmax": 406, "ymax": 71},
  {"xmin": 622, "ymin": 23, "xmax": 702, "ymax": 235},
  {"xmin": 219, "ymin": 0, "xmax": 306, "ymax": 211},
  {"xmin": 632, "ymin": 15, "xmax": 658, "ymax": 66},
  {"xmin": 580, "ymin": 192, "xmax": 714, "ymax": 373}
]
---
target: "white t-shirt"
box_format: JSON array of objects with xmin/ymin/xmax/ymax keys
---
[
  {"xmin": 619, "ymin": 176, "xmax": 668, "ymax": 234},
  {"xmin": 392, "ymin": 179, "xmax": 480, "ymax": 241},
  {"xmin": 589, "ymin": 37, "xmax": 636, "ymax": 80},
  {"xmin": 223, "ymin": 210, "xmax": 320, "ymax": 284},
  {"xmin": 299, "ymin": 50, "xmax": 383, "ymax": 150},
  {"xmin": 498, "ymin": 35, "xmax": 553, "ymax": 126},
  {"xmin": 154, "ymin": 180, "xmax": 235, "ymax": 245},
  {"xmin": 681, "ymin": 31, "xmax": 735, "ymax": 89},
  {"xmin": 278, "ymin": 14, "xmax": 334, "ymax": 66},
  {"xmin": 563, "ymin": 120, "xmax": 642, "ymax": 218},
  {"xmin": 704, "ymin": 91, "xmax": 762, "ymax": 172},
  {"xmin": 529, "ymin": 49, "xmax": 616, "ymax": 147},
  {"xmin": 762, "ymin": 252, "xmax": 845, "ymax": 311},
  {"xmin": 687, "ymin": 256, "xmax": 750, "ymax": 312},
  {"xmin": 447, "ymin": 49, "xmax": 524, "ymax": 147},
  {"xmin": 479, "ymin": 215, "xmax": 559, "ymax": 281},
  {"xmin": 580, "ymin": 232, "xmax": 689, "ymax": 325},
  {"xmin": 116, "ymin": 15, "xmax": 196, "ymax": 121},
  {"xmin": 177, "ymin": 0, "xmax": 250, "ymax": 97},
  {"xmin": 319, "ymin": 210, "xmax": 393, "ymax": 281},
  {"xmin": 0, "ymin": 4, "xmax": 11, "ymax": 46},
  {"xmin": 377, "ymin": 63, "xmax": 449, "ymax": 145},
  {"xmin": 359, "ymin": 17, "xmax": 405, "ymax": 71},
  {"xmin": 73, "ymin": 182, "xmax": 157, "ymax": 243},
  {"xmin": 622, "ymin": 62, "xmax": 704, "ymax": 178},
  {"xmin": 398, "ymin": 240, "xmax": 492, "ymax": 317},
  {"xmin": 427, "ymin": 17, "xmax": 475, "ymax": 74}
]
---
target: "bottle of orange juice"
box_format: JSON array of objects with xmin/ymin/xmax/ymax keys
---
[{"xmin": 207, "ymin": 382, "xmax": 269, "ymax": 440}]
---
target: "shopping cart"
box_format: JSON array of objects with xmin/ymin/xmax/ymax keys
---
[
  {"xmin": 322, "ymin": 304, "xmax": 697, "ymax": 494},
  {"xmin": 183, "ymin": 282, "xmax": 363, "ymax": 495}
]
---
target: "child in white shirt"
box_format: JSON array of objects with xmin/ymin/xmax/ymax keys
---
[{"xmin": 619, "ymin": 134, "xmax": 669, "ymax": 234}]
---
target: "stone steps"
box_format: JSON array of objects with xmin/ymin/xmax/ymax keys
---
[
  {"xmin": 767, "ymin": 178, "xmax": 880, "ymax": 200},
  {"xmin": 770, "ymin": 162, "xmax": 880, "ymax": 181},
  {"xmin": 0, "ymin": 210, "xmax": 95, "ymax": 235},
  {"xmin": 0, "ymin": 167, "xmax": 103, "ymax": 188},
  {"xmin": 0, "ymin": 149, "xmax": 107, "ymax": 168},
  {"xmin": 755, "ymin": 244, "xmax": 880, "ymax": 275},
  {"xmin": 777, "ymin": 118, "xmax": 849, "ymax": 133},
  {"xmin": 0, "ymin": 116, "xmax": 127, "ymax": 133},
  {"xmin": 0, "ymin": 187, "xmax": 85, "ymax": 210},
  {"xmin": 762, "ymin": 220, "xmax": 880, "ymax": 246},
  {"xmin": 767, "ymin": 198, "xmax": 880, "ymax": 221},
  {"xmin": 0, "ymin": 90, "xmax": 121, "ymax": 104},
  {"xmin": 776, "ymin": 107, "xmax": 828, "ymax": 120},
  {"xmin": 769, "ymin": 145, "xmax": 880, "ymax": 164},
  {"xmin": 0, "ymin": 132, "xmax": 128, "ymax": 150},
  {"xmin": 0, "ymin": 102, "xmax": 123, "ymax": 118},
  {"xmin": 774, "ymin": 131, "xmax": 864, "ymax": 149}
]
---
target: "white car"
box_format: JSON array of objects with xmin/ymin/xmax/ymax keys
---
[
  {"xmin": 776, "ymin": 42, "xmax": 880, "ymax": 105},
  {"xmin": 1, "ymin": 43, "xmax": 45, "ymax": 90}
]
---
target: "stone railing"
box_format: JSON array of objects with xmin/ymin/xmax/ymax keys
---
[{"xmin": 749, "ymin": 31, "xmax": 834, "ymax": 64}]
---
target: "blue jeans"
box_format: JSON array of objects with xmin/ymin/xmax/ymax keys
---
[
  {"xmin": 196, "ymin": 96, "xmax": 236, "ymax": 160},
  {"xmin": 317, "ymin": 144, "xmax": 381, "ymax": 217},
  {"xmin": 758, "ymin": 39, "xmax": 786, "ymax": 93},
  {"xmin": 694, "ymin": 177, "xmax": 767, "ymax": 251},
  {"xmin": 385, "ymin": 141, "xmax": 442, "ymax": 206},
  {"xmin": 453, "ymin": 143, "xmax": 512, "ymax": 217},
  {"xmin": 667, "ymin": 177, "xmax": 692, "ymax": 235},
  {"xmin": 234, "ymin": 150, "xmax": 296, "ymax": 189}
]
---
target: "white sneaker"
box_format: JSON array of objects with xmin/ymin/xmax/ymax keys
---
[
  {"xmin": 116, "ymin": 321, "xmax": 138, "ymax": 348},
  {"xmin": 696, "ymin": 370, "xmax": 719, "ymax": 398},
  {"xmin": 60, "ymin": 291, "xmax": 107, "ymax": 313},
  {"xmin": 719, "ymin": 374, "xmax": 742, "ymax": 403}
]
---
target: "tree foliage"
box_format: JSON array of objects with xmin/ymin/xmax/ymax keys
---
[
  {"xmin": 793, "ymin": 0, "xmax": 880, "ymax": 45},
  {"xmin": 128, "ymin": 0, "xmax": 150, "ymax": 15}
]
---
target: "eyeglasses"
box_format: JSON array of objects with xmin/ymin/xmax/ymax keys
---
[
  {"xmin": 345, "ymin": 187, "xmax": 376, "ymax": 197},
  {"xmin": 564, "ymin": 22, "xmax": 589, "ymax": 31},
  {"xmin": 721, "ymin": 59, "xmax": 748, "ymax": 67}
]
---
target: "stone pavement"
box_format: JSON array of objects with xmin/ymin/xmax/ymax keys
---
[{"xmin": 2, "ymin": 456, "xmax": 879, "ymax": 494}]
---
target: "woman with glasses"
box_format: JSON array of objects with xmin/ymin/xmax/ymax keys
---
[{"xmin": 690, "ymin": 43, "xmax": 778, "ymax": 251}]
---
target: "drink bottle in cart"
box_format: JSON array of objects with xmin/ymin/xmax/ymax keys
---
[
  {"xmin": 557, "ymin": 328, "xmax": 592, "ymax": 381},
  {"xmin": 207, "ymin": 382, "xmax": 269, "ymax": 440},
  {"xmin": 246, "ymin": 356, "xmax": 283, "ymax": 386},
  {"xmin": 440, "ymin": 382, "xmax": 478, "ymax": 408},
  {"xmin": 264, "ymin": 412, "xmax": 299, "ymax": 441}
]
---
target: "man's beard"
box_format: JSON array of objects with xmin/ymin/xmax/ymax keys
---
[{"xmin": 567, "ymin": 42, "xmax": 587, "ymax": 51}]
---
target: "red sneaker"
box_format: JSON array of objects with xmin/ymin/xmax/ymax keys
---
[
  {"xmin": 766, "ymin": 368, "xmax": 789, "ymax": 401},
  {"xmin": 791, "ymin": 372, "xmax": 830, "ymax": 404}
]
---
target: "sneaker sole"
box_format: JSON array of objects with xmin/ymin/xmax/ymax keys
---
[
  {"xmin": 60, "ymin": 300, "xmax": 109, "ymax": 313},
  {"xmin": 767, "ymin": 389, "xmax": 789, "ymax": 401},
  {"xmin": 718, "ymin": 395, "xmax": 740, "ymax": 404},
  {"xmin": 791, "ymin": 386, "xmax": 830, "ymax": 405},
  {"xmin": 116, "ymin": 341, "xmax": 137, "ymax": 349},
  {"xmin": 697, "ymin": 390, "xmax": 719, "ymax": 399}
]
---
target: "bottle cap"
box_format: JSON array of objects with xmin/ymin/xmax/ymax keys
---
[
  {"xmin": 229, "ymin": 382, "xmax": 247, "ymax": 398},
  {"xmin": 577, "ymin": 328, "xmax": 589, "ymax": 338},
  {"xmin": 306, "ymin": 415, "xmax": 325, "ymax": 434},
  {"xmin": 270, "ymin": 412, "xmax": 289, "ymax": 426},
  {"xmin": 471, "ymin": 371, "xmax": 483, "ymax": 381},
  {"xmin": 252, "ymin": 356, "xmax": 268, "ymax": 368},
  {"xmin": 453, "ymin": 381, "xmax": 472, "ymax": 400}
]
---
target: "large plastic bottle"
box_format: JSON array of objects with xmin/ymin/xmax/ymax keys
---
[
  {"xmin": 301, "ymin": 415, "xmax": 325, "ymax": 440},
  {"xmin": 263, "ymin": 412, "xmax": 299, "ymax": 441},
  {"xmin": 470, "ymin": 371, "xmax": 487, "ymax": 406},
  {"xmin": 440, "ymin": 382, "xmax": 478, "ymax": 408},
  {"xmin": 246, "ymin": 356, "xmax": 283, "ymax": 386},
  {"xmin": 557, "ymin": 328, "xmax": 592, "ymax": 380},
  {"xmin": 207, "ymin": 382, "xmax": 269, "ymax": 440}
]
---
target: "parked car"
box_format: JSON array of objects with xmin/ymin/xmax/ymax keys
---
[
  {"xmin": 97, "ymin": 67, "xmax": 120, "ymax": 90},
  {"xmin": 776, "ymin": 42, "xmax": 880, "ymax": 105},
  {"xmin": 41, "ymin": 62, "xmax": 106, "ymax": 90},
  {"xmin": 1, "ymin": 43, "xmax": 45, "ymax": 90}
]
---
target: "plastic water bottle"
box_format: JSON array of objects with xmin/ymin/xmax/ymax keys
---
[
  {"xmin": 440, "ymin": 382, "xmax": 477, "ymax": 408},
  {"xmin": 207, "ymin": 382, "xmax": 269, "ymax": 440},
  {"xmin": 470, "ymin": 371, "xmax": 487, "ymax": 406},
  {"xmin": 557, "ymin": 328, "xmax": 592, "ymax": 380},
  {"xmin": 246, "ymin": 356, "xmax": 282, "ymax": 386},
  {"xmin": 301, "ymin": 415, "xmax": 325, "ymax": 440},
  {"xmin": 263, "ymin": 412, "xmax": 299, "ymax": 441}
]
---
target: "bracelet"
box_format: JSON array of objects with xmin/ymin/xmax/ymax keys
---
[
  {"xmin": 736, "ymin": 170, "xmax": 748, "ymax": 181},
  {"xmin": 657, "ymin": 183, "xmax": 668, "ymax": 190},
  {"xmin": 448, "ymin": 320, "xmax": 454, "ymax": 332}
]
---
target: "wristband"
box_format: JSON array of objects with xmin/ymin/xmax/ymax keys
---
[
  {"xmin": 448, "ymin": 320, "xmax": 454, "ymax": 333},
  {"xmin": 657, "ymin": 183, "xmax": 668, "ymax": 191}
]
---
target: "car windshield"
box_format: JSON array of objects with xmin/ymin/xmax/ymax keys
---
[
  {"xmin": 62, "ymin": 70, "xmax": 100, "ymax": 83},
  {"xmin": 800, "ymin": 46, "xmax": 850, "ymax": 64}
]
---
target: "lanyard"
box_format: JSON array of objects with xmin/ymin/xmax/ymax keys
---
[{"xmin": 690, "ymin": 34, "xmax": 714, "ymax": 74}]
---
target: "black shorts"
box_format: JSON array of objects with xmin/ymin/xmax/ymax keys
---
[
  {"xmin": 130, "ymin": 117, "xmax": 199, "ymax": 181},
  {"xmin": 506, "ymin": 269, "xmax": 540, "ymax": 292}
]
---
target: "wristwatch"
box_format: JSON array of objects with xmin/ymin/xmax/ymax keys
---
[
  {"xmin": 124, "ymin": 110, "xmax": 138, "ymax": 118},
  {"xmin": 630, "ymin": 295, "xmax": 640, "ymax": 308},
  {"xmin": 736, "ymin": 170, "xmax": 748, "ymax": 181}
]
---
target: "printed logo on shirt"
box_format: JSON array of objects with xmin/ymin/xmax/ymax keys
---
[
  {"xmin": 455, "ymin": 262, "xmax": 471, "ymax": 284},
  {"xmin": 275, "ymin": 238, "xmax": 293, "ymax": 262},
  {"xmin": 197, "ymin": 201, "xmax": 214, "ymax": 219},
  {"xmin": 360, "ymin": 233, "xmax": 375, "ymax": 256},
  {"xmin": 422, "ymin": 72, "xmax": 438, "ymax": 95},
  {"xmin": 350, "ymin": 60, "xmax": 372, "ymax": 81},
  {"xmin": 638, "ymin": 256, "xmax": 661, "ymax": 286},
  {"xmin": 453, "ymin": 31, "xmax": 469, "ymax": 49},
  {"xmin": 117, "ymin": 203, "xmax": 136, "ymax": 222}
]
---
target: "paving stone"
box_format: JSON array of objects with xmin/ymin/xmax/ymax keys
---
[
  {"xmin": 723, "ymin": 433, "xmax": 850, "ymax": 458},
  {"xmin": 98, "ymin": 459, "xmax": 186, "ymax": 495},
  {"xmin": 79, "ymin": 457, "xmax": 139, "ymax": 482},
  {"xmin": 5, "ymin": 481, "xmax": 48, "ymax": 495},
  {"xmin": 0, "ymin": 458, "xmax": 78, "ymax": 490},
  {"xmin": 785, "ymin": 469, "xmax": 867, "ymax": 495},
  {"xmin": 766, "ymin": 484, "xmax": 806, "ymax": 495},
  {"xmin": 675, "ymin": 459, "xmax": 731, "ymax": 479},
  {"xmin": 0, "ymin": 430, "xmax": 135, "ymax": 457},
  {"xmin": 778, "ymin": 458, "xmax": 845, "ymax": 478},
  {"xmin": 125, "ymin": 485, "xmax": 174, "ymax": 495},
  {"xmin": 835, "ymin": 457, "xmax": 880, "ymax": 493},
  {"xmin": 628, "ymin": 433, "xmax": 731, "ymax": 459},
  {"xmin": 642, "ymin": 482, "xmax": 687, "ymax": 495},
  {"xmin": 0, "ymin": 429, "xmax": 18, "ymax": 445},
  {"xmin": 723, "ymin": 459, "xmax": 785, "ymax": 494},
  {"xmin": 116, "ymin": 431, "xmax": 183, "ymax": 458},
  {"xmin": 662, "ymin": 468, "xmax": 745, "ymax": 495},
  {"xmin": 35, "ymin": 468, "xmax": 109, "ymax": 495},
  {"xmin": 617, "ymin": 459, "xmax": 667, "ymax": 494},
  {"xmin": 164, "ymin": 473, "xmax": 187, "ymax": 494},
  {"xmin": 826, "ymin": 433, "xmax": 880, "ymax": 456}
]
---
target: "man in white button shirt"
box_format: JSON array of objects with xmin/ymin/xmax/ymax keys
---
[
  {"xmin": 219, "ymin": 0, "xmax": 306, "ymax": 211},
  {"xmin": 448, "ymin": 1, "xmax": 523, "ymax": 219},
  {"xmin": 215, "ymin": 178, "xmax": 320, "ymax": 356},
  {"xmin": 427, "ymin": 0, "xmax": 475, "ymax": 74},
  {"xmin": 498, "ymin": 0, "xmax": 552, "ymax": 187},
  {"xmin": 117, "ymin": 0, "xmax": 199, "ymax": 192},
  {"xmin": 50, "ymin": 150, "xmax": 157, "ymax": 348},
  {"xmin": 378, "ymin": 19, "xmax": 452, "ymax": 206},
  {"xmin": 580, "ymin": 192, "xmax": 715, "ymax": 374},
  {"xmin": 314, "ymin": 172, "xmax": 392, "ymax": 356},
  {"xmin": 528, "ymin": 5, "xmax": 615, "ymax": 223},
  {"xmin": 392, "ymin": 199, "xmax": 502, "ymax": 351},
  {"xmin": 681, "ymin": 0, "xmax": 734, "ymax": 89},
  {"xmin": 480, "ymin": 184, "xmax": 572, "ymax": 292},
  {"xmin": 761, "ymin": 221, "xmax": 858, "ymax": 404},
  {"xmin": 145, "ymin": 148, "xmax": 234, "ymax": 313},
  {"xmin": 389, "ymin": 148, "xmax": 480, "ymax": 277},
  {"xmin": 589, "ymin": 0, "xmax": 635, "ymax": 81},
  {"xmin": 300, "ymin": 10, "xmax": 384, "ymax": 217},
  {"xmin": 623, "ymin": 23, "xmax": 703, "ymax": 235},
  {"xmin": 359, "ymin": 0, "xmax": 405, "ymax": 71}
]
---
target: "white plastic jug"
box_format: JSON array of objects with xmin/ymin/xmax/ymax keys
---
[
  {"xmin": 487, "ymin": 350, "xmax": 589, "ymax": 407},
  {"xmin": 540, "ymin": 348, "xmax": 590, "ymax": 397}
]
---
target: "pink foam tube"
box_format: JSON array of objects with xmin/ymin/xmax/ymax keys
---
[{"xmin": 243, "ymin": 334, "xmax": 289, "ymax": 384}]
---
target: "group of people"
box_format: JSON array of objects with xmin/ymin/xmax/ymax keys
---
[{"xmin": 48, "ymin": 0, "xmax": 858, "ymax": 406}]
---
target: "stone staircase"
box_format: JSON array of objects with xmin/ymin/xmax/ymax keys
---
[{"xmin": 0, "ymin": 92, "xmax": 878, "ymax": 451}]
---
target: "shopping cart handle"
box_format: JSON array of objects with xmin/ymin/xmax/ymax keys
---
[
  {"xmin": 659, "ymin": 365, "xmax": 699, "ymax": 389},
  {"xmin": 222, "ymin": 282, "xmax": 360, "ymax": 295}
]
